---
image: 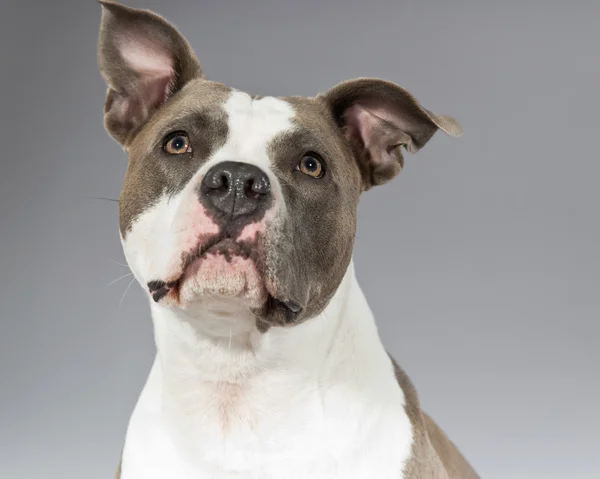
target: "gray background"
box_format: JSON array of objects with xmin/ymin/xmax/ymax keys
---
[{"xmin": 0, "ymin": 0, "xmax": 598, "ymax": 478}]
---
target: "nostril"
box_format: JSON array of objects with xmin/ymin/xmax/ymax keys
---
[
  {"xmin": 250, "ymin": 175, "xmax": 270, "ymax": 196},
  {"xmin": 205, "ymin": 172, "xmax": 230, "ymax": 192},
  {"xmin": 244, "ymin": 178, "xmax": 260, "ymax": 200},
  {"xmin": 219, "ymin": 174, "xmax": 229, "ymax": 192},
  {"xmin": 244, "ymin": 175, "xmax": 272, "ymax": 200}
]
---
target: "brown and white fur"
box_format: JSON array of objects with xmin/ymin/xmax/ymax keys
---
[{"xmin": 96, "ymin": 2, "xmax": 481, "ymax": 478}]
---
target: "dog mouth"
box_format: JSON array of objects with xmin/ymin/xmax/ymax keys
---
[
  {"xmin": 146, "ymin": 235, "xmax": 303, "ymax": 321},
  {"xmin": 146, "ymin": 235, "xmax": 249, "ymax": 303},
  {"xmin": 190, "ymin": 235, "xmax": 252, "ymax": 264}
]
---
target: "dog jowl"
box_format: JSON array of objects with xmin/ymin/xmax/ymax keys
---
[{"xmin": 97, "ymin": 3, "xmax": 480, "ymax": 479}]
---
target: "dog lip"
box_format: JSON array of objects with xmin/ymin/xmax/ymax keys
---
[
  {"xmin": 179, "ymin": 234, "xmax": 259, "ymax": 285},
  {"xmin": 147, "ymin": 279, "xmax": 178, "ymax": 303},
  {"xmin": 181, "ymin": 234, "xmax": 235, "ymax": 272},
  {"xmin": 198, "ymin": 234, "xmax": 232, "ymax": 257},
  {"xmin": 267, "ymin": 296, "xmax": 304, "ymax": 319},
  {"xmin": 282, "ymin": 300, "xmax": 302, "ymax": 314},
  {"xmin": 195, "ymin": 235, "xmax": 253, "ymax": 262}
]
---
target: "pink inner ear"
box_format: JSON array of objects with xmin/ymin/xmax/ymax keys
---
[
  {"xmin": 343, "ymin": 104, "xmax": 394, "ymax": 165},
  {"xmin": 347, "ymin": 100, "xmax": 415, "ymax": 136},
  {"xmin": 115, "ymin": 33, "xmax": 176, "ymax": 123},
  {"xmin": 118, "ymin": 33, "xmax": 174, "ymax": 77},
  {"xmin": 344, "ymin": 104, "xmax": 378, "ymax": 150}
]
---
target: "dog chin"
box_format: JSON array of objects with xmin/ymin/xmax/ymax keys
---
[{"xmin": 178, "ymin": 252, "xmax": 268, "ymax": 311}]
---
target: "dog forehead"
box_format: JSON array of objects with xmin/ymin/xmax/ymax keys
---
[
  {"xmin": 221, "ymin": 91, "xmax": 296, "ymax": 157},
  {"xmin": 217, "ymin": 92, "xmax": 346, "ymax": 175}
]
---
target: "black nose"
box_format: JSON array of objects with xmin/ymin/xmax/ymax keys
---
[{"xmin": 199, "ymin": 161, "xmax": 272, "ymax": 219}]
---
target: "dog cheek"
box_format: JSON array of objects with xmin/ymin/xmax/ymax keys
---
[
  {"xmin": 264, "ymin": 242, "xmax": 306, "ymax": 302},
  {"xmin": 119, "ymin": 234, "xmax": 147, "ymax": 289},
  {"xmin": 120, "ymin": 201, "xmax": 181, "ymax": 284},
  {"xmin": 123, "ymin": 191, "xmax": 225, "ymax": 285}
]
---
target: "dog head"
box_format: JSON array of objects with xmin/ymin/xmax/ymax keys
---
[{"xmin": 97, "ymin": 1, "xmax": 462, "ymax": 330}]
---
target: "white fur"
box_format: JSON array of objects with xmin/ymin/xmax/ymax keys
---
[
  {"xmin": 119, "ymin": 93, "xmax": 414, "ymax": 478},
  {"xmin": 121, "ymin": 263, "xmax": 413, "ymax": 479}
]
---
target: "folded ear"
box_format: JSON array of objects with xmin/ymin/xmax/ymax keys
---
[
  {"xmin": 97, "ymin": 1, "xmax": 203, "ymax": 145},
  {"xmin": 322, "ymin": 78, "xmax": 462, "ymax": 190}
]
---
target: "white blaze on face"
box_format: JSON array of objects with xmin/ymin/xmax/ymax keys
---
[
  {"xmin": 120, "ymin": 189, "xmax": 221, "ymax": 290},
  {"xmin": 121, "ymin": 90, "xmax": 297, "ymax": 307},
  {"xmin": 204, "ymin": 91, "xmax": 295, "ymax": 212}
]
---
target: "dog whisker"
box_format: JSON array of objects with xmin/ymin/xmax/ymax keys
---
[
  {"xmin": 107, "ymin": 272, "xmax": 134, "ymax": 286},
  {"xmin": 84, "ymin": 196, "xmax": 119, "ymax": 203},
  {"xmin": 119, "ymin": 277, "xmax": 137, "ymax": 308},
  {"xmin": 107, "ymin": 257, "xmax": 130, "ymax": 268}
]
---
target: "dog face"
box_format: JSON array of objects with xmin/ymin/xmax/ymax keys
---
[{"xmin": 97, "ymin": 1, "xmax": 462, "ymax": 330}]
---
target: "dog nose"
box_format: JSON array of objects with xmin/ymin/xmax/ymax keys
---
[{"xmin": 199, "ymin": 161, "xmax": 272, "ymax": 218}]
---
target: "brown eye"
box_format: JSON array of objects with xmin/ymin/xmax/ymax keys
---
[
  {"xmin": 298, "ymin": 154, "xmax": 325, "ymax": 178},
  {"xmin": 163, "ymin": 133, "xmax": 191, "ymax": 155}
]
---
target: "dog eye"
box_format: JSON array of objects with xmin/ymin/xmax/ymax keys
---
[
  {"xmin": 297, "ymin": 153, "xmax": 325, "ymax": 178},
  {"xmin": 163, "ymin": 132, "xmax": 192, "ymax": 155}
]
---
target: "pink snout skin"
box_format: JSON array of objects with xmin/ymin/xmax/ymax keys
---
[
  {"xmin": 149, "ymin": 194, "xmax": 277, "ymax": 307},
  {"xmin": 236, "ymin": 207, "xmax": 276, "ymax": 243}
]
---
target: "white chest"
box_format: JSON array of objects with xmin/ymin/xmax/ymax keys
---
[
  {"xmin": 120, "ymin": 266, "xmax": 414, "ymax": 479},
  {"xmin": 120, "ymin": 360, "xmax": 413, "ymax": 479}
]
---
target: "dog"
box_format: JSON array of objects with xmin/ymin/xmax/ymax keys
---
[{"xmin": 96, "ymin": 2, "xmax": 480, "ymax": 478}]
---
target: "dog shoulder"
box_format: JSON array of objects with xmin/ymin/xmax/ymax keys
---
[
  {"xmin": 388, "ymin": 354, "xmax": 481, "ymax": 479},
  {"xmin": 421, "ymin": 411, "xmax": 481, "ymax": 479}
]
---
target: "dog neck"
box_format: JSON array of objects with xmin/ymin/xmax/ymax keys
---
[
  {"xmin": 144, "ymin": 260, "xmax": 393, "ymax": 425},
  {"xmin": 149, "ymin": 260, "xmax": 383, "ymax": 385},
  {"xmin": 125, "ymin": 260, "xmax": 409, "ymax": 475}
]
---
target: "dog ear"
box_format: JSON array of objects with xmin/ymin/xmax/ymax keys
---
[
  {"xmin": 322, "ymin": 78, "xmax": 462, "ymax": 190},
  {"xmin": 97, "ymin": 1, "xmax": 203, "ymax": 146}
]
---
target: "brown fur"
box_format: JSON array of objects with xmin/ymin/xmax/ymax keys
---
[
  {"xmin": 323, "ymin": 78, "xmax": 462, "ymax": 190},
  {"xmin": 258, "ymin": 95, "xmax": 362, "ymax": 325},
  {"xmin": 118, "ymin": 80, "xmax": 232, "ymax": 235},
  {"xmin": 391, "ymin": 356, "xmax": 480, "ymax": 479}
]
